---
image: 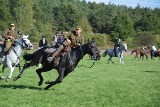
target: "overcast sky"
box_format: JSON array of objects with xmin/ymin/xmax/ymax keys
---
[{"xmin": 85, "ymin": 0, "xmax": 160, "ymax": 9}]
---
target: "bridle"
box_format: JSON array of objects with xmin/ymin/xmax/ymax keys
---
[
  {"xmin": 77, "ymin": 42, "xmax": 99, "ymax": 68},
  {"xmin": 15, "ymin": 38, "xmax": 32, "ymax": 49},
  {"xmin": 88, "ymin": 42, "xmax": 100, "ymax": 60}
]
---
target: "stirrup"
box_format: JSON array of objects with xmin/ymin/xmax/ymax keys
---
[{"xmin": 47, "ymin": 57, "xmax": 54, "ymax": 63}]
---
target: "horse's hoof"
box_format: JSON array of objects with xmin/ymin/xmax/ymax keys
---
[
  {"xmin": 44, "ymin": 87, "xmax": 49, "ymax": 90},
  {"xmin": 45, "ymin": 81, "xmax": 51, "ymax": 84},
  {"xmin": 38, "ymin": 81, "xmax": 43, "ymax": 86},
  {"xmin": 5, "ymin": 77, "xmax": 10, "ymax": 82},
  {"xmin": 44, "ymin": 85, "xmax": 50, "ymax": 90},
  {"xmin": 13, "ymin": 77, "xmax": 16, "ymax": 81},
  {"xmin": 13, "ymin": 77, "xmax": 18, "ymax": 81},
  {"xmin": 0, "ymin": 76, "xmax": 5, "ymax": 80}
]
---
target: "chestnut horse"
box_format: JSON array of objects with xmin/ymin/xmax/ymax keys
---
[
  {"xmin": 151, "ymin": 50, "xmax": 160, "ymax": 60},
  {"xmin": 131, "ymin": 48, "xmax": 150, "ymax": 60}
]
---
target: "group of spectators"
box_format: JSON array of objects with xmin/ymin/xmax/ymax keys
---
[{"xmin": 38, "ymin": 31, "xmax": 65, "ymax": 49}]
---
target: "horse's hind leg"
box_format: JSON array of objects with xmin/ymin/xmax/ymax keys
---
[
  {"xmin": 108, "ymin": 58, "xmax": 110, "ymax": 64},
  {"xmin": 0, "ymin": 65, "xmax": 6, "ymax": 80},
  {"xmin": 2, "ymin": 65, "xmax": 5, "ymax": 73},
  {"xmin": 13, "ymin": 62, "xmax": 34, "ymax": 81},
  {"xmin": 108, "ymin": 56, "xmax": 114, "ymax": 64},
  {"xmin": 108, "ymin": 56, "xmax": 113, "ymax": 64}
]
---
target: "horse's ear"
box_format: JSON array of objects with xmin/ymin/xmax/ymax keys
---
[
  {"xmin": 26, "ymin": 35, "xmax": 29, "ymax": 38},
  {"xmin": 88, "ymin": 38, "xmax": 90, "ymax": 42}
]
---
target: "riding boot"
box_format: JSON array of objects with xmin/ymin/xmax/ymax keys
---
[
  {"xmin": 47, "ymin": 45, "xmax": 64, "ymax": 63},
  {"xmin": 114, "ymin": 49, "xmax": 117, "ymax": 57},
  {"xmin": 3, "ymin": 40, "xmax": 12, "ymax": 55},
  {"xmin": 0, "ymin": 51, "xmax": 4, "ymax": 58},
  {"xmin": 4, "ymin": 55, "xmax": 8, "ymax": 65}
]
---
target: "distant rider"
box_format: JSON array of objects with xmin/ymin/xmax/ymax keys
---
[{"xmin": 114, "ymin": 38, "xmax": 121, "ymax": 57}]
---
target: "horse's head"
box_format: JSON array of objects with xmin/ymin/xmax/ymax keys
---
[
  {"xmin": 16, "ymin": 34, "xmax": 33, "ymax": 50},
  {"xmin": 87, "ymin": 41, "xmax": 101, "ymax": 60},
  {"xmin": 122, "ymin": 43, "xmax": 127, "ymax": 52}
]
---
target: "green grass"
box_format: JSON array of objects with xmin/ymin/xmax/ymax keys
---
[{"xmin": 0, "ymin": 55, "xmax": 160, "ymax": 107}]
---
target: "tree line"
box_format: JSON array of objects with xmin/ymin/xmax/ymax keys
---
[{"xmin": 0, "ymin": 0, "xmax": 160, "ymax": 48}]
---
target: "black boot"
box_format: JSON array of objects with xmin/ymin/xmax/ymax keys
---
[
  {"xmin": 47, "ymin": 47, "xmax": 63, "ymax": 63},
  {"xmin": 0, "ymin": 51, "xmax": 4, "ymax": 58},
  {"xmin": 114, "ymin": 49, "xmax": 117, "ymax": 57}
]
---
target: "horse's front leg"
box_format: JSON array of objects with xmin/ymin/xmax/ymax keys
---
[
  {"xmin": 36, "ymin": 65, "xmax": 55, "ymax": 86},
  {"xmin": 36, "ymin": 68, "xmax": 44, "ymax": 86},
  {"xmin": 119, "ymin": 57, "xmax": 124, "ymax": 64},
  {"xmin": 119, "ymin": 57, "xmax": 122, "ymax": 63},
  {"xmin": 44, "ymin": 67, "xmax": 66, "ymax": 90},
  {"xmin": 7, "ymin": 66, "xmax": 15, "ymax": 79},
  {"xmin": 4, "ymin": 62, "xmax": 15, "ymax": 81}
]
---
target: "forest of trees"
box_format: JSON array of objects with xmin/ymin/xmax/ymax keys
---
[{"xmin": 0, "ymin": 0, "xmax": 160, "ymax": 48}]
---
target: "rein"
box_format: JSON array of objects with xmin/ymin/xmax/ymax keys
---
[
  {"xmin": 78, "ymin": 60, "xmax": 95, "ymax": 68},
  {"xmin": 15, "ymin": 39, "xmax": 29, "ymax": 49},
  {"xmin": 15, "ymin": 40, "xmax": 23, "ymax": 47},
  {"xmin": 79, "ymin": 45, "xmax": 84, "ymax": 59},
  {"xmin": 77, "ymin": 43, "xmax": 97, "ymax": 68}
]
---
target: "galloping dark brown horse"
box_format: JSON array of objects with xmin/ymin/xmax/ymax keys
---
[
  {"xmin": 13, "ymin": 41, "xmax": 101, "ymax": 90},
  {"xmin": 151, "ymin": 50, "xmax": 160, "ymax": 60},
  {"xmin": 131, "ymin": 48, "xmax": 150, "ymax": 60}
]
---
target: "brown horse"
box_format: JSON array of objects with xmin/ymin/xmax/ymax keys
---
[
  {"xmin": 131, "ymin": 48, "xmax": 150, "ymax": 60},
  {"xmin": 151, "ymin": 50, "xmax": 160, "ymax": 60}
]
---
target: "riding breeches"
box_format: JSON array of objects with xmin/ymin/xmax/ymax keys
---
[{"xmin": 4, "ymin": 39, "xmax": 12, "ymax": 52}]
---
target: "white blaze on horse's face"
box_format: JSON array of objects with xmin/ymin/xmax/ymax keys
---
[
  {"xmin": 123, "ymin": 43, "xmax": 127, "ymax": 51},
  {"xmin": 22, "ymin": 35, "xmax": 33, "ymax": 50}
]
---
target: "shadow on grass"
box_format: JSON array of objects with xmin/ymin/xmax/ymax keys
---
[
  {"xmin": 0, "ymin": 84, "xmax": 42, "ymax": 90},
  {"xmin": 142, "ymin": 70, "xmax": 159, "ymax": 73}
]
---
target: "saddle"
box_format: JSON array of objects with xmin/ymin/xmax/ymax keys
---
[
  {"xmin": 45, "ymin": 46, "xmax": 71, "ymax": 56},
  {"xmin": 0, "ymin": 46, "xmax": 13, "ymax": 61},
  {"xmin": 51, "ymin": 46, "xmax": 71, "ymax": 67}
]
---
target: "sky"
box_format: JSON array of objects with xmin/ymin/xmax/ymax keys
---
[{"xmin": 85, "ymin": 0, "xmax": 160, "ymax": 9}]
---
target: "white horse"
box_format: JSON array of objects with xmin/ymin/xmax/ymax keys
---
[
  {"xmin": 102, "ymin": 43, "xmax": 127, "ymax": 64},
  {"xmin": 0, "ymin": 34, "xmax": 33, "ymax": 81}
]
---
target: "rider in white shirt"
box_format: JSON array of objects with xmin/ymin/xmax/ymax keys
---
[{"xmin": 151, "ymin": 45, "xmax": 157, "ymax": 56}]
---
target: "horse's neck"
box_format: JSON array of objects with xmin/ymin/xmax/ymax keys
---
[
  {"xmin": 118, "ymin": 47, "xmax": 122, "ymax": 52},
  {"xmin": 71, "ymin": 46, "xmax": 87, "ymax": 65},
  {"xmin": 13, "ymin": 43, "xmax": 23, "ymax": 56},
  {"xmin": 120, "ymin": 45, "xmax": 125, "ymax": 51}
]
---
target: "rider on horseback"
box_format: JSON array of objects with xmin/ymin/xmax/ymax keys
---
[
  {"xmin": 151, "ymin": 44, "xmax": 157, "ymax": 57},
  {"xmin": 2, "ymin": 23, "xmax": 18, "ymax": 54},
  {"xmin": 47, "ymin": 26, "xmax": 84, "ymax": 62},
  {"xmin": 114, "ymin": 38, "xmax": 122, "ymax": 57}
]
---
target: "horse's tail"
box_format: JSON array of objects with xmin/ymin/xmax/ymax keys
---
[
  {"xmin": 23, "ymin": 53, "xmax": 33, "ymax": 61},
  {"xmin": 131, "ymin": 50, "xmax": 136, "ymax": 55},
  {"xmin": 102, "ymin": 50, "xmax": 108, "ymax": 57}
]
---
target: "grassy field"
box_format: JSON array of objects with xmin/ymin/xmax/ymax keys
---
[{"xmin": 0, "ymin": 54, "xmax": 160, "ymax": 107}]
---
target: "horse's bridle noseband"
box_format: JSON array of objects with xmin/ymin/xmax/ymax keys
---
[
  {"xmin": 88, "ymin": 42, "xmax": 100, "ymax": 60},
  {"xmin": 16, "ymin": 38, "xmax": 32, "ymax": 49}
]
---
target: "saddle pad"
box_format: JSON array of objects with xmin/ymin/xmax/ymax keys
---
[{"xmin": 44, "ymin": 48, "xmax": 56, "ymax": 54}]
